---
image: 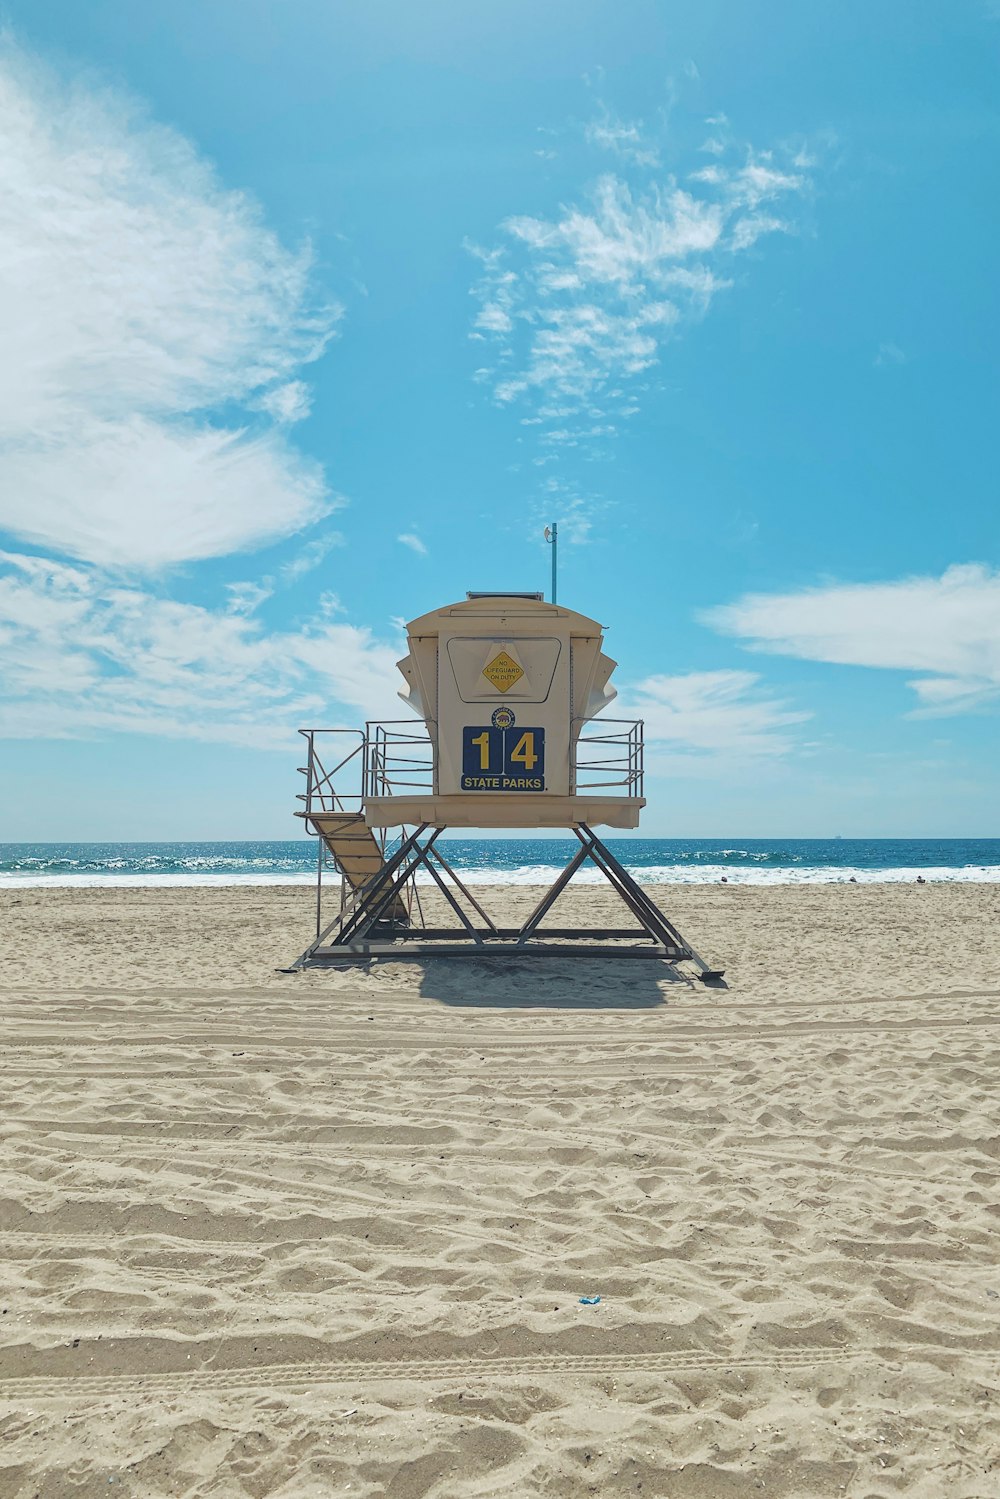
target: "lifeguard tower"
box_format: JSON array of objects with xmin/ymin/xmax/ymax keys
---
[{"xmin": 292, "ymin": 592, "xmax": 721, "ymax": 978}]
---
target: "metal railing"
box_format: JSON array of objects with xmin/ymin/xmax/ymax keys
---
[
  {"xmin": 297, "ymin": 729, "xmax": 366, "ymax": 814},
  {"xmin": 364, "ymin": 721, "xmax": 435, "ymax": 800},
  {"xmin": 298, "ymin": 716, "xmax": 644, "ymax": 814},
  {"xmin": 298, "ymin": 724, "xmax": 434, "ymax": 816},
  {"xmin": 571, "ymin": 718, "xmax": 644, "ymax": 798}
]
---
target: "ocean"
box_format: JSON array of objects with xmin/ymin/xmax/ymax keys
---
[{"xmin": 2, "ymin": 838, "xmax": 999, "ymax": 887}]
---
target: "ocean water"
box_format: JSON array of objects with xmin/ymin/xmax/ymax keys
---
[{"xmin": 2, "ymin": 838, "xmax": 999, "ymax": 887}]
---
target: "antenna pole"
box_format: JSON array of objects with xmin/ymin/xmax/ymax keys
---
[{"xmin": 545, "ymin": 522, "xmax": 558, "ymax": 604}]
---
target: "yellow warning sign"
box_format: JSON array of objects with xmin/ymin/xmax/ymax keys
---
[{"xmin": 482, "ymin": 650, "xmax": 524, "ymax": 693}]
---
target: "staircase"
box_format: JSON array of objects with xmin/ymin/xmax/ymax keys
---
[{"xmin": 308, "ymin": 812, "xmax": 409, "ymax": 922}]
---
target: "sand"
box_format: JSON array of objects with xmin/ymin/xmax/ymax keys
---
[{"xmin": 1, "ymin": 880, "xmax": 999, "ymax": 1497}]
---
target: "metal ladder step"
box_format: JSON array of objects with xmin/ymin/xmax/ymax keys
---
[{"xmin": 309, "ymin": 812, "xmax": 408, "ymax": 920}]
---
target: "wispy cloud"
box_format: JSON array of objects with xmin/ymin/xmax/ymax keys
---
[
  {"xmin": 469, "ymin": 96, "xmax": 815, "ymax": 538},
  {"xmin": 535, "ymin": 477, "xmax": 604, "ymax": 543},
  {"xmin": 0, "ymin": 550, "xmax": 403, "ymax": 746},
  {"xmin": 703, "ymin": 564, "xmax": 1000, "ymax": 716},
  {"xmin": 225, "ymin": 580, "xmax": 273, "ymax": 616},
  {"xmin": 0, "ymin": 43, "xmax": 340, "ymax": 568},
  {"xmin": 471, "ymin": 132, "xmax": 809, "ymax": 419},
  {"xmin": 584, "ymin": 107, "xmax": 660, "ymax": 168},
  {"xmin": 875, "ymin": 341, "xmax": 907, "ymax": 367},
  {"xmin": 397, "ymin": 533, "xmax": 429, "ymax": 556},
  {"xmin": 619, "ymin": 669, "xmax": 808, "ymax": 765},
  {"xmin": 279, "ymin": 528, "xmax": 345, "ymax": 584},
  {"xmin": 593, "ymin": 674, "xmax": 815, "ymax": 779},
  {"xmin": 253, "ymin": 380, "xmax": 315, "ymax": 423}
]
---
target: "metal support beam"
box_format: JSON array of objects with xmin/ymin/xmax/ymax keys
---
[
  {"xmin": 427, "ymin": 845, "xmax": 500, "ymax": 934},
  {"xmin": 515, "ymin": 841, "xmax": 592, "ymax": 945},
  {"xmin": 290, "ymin": 823, "xmax": 723, "ymax": 980}
]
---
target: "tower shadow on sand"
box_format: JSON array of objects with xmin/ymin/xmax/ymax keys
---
[{"xmin": 415, "ymin": 956, "xmax": 714, "ymax": 1010}]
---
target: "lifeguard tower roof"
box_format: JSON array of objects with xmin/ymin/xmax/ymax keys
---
[{"xmin": 465, "ymin": 590, "xmax": 544, "ymax": 600}]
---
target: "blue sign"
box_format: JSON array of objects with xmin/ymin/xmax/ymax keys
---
[{"xmin": 461, "ymin": 724, "xmax": 545, "ymax": 791}]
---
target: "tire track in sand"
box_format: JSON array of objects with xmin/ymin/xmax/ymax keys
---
[{"xmin": 0, "ymin": 1343, "xmax": 905, "ymax": 1403}]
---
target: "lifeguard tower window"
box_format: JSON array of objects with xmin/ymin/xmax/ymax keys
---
[
  {"xmin": 465, "ymin": 591, "xmax": 544, "ymax": 601},
  {"xmin": 446, "ymin": 636, "xmax": 561, "ymax": 703}
]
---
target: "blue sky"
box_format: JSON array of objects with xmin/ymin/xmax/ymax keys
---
[{"xmin": 0, "ymin": 0, "xmax": 997, "ymax": 839}]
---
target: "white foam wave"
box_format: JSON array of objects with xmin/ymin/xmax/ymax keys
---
[
  {"xmin": 452, "ymin": 863, "xmax": 1000, "ymax": 886},
  {"xmin": 0, "ymin": 873, "xmax": 318, "ymax": 888},
  {"xmin": 3, "ymin": 864, "xmax": 1000, "ymax": 888}
]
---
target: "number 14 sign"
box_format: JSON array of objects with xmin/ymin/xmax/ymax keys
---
[{"xmin": 461, "ymin": 713, "xmax": 545, "ymax": 792}]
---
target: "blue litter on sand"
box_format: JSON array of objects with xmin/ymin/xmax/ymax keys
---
[{"xmin": 579, "ymin": 1296, "xmax": 601, "ymax": 1305}]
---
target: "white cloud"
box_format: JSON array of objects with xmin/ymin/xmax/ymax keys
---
[
  {"xmin": 505, "ymin": 176, "xmax": 725, "ymax": 287},
  {"xmin": 0, "ymin": 43, "xmax": 340, "ymax": 568},
  {"xmin": 535, "ymin": 476, "xmax": 603, "ymax": 542},
  {"xmin": 0, "ymin": 550, "xmax": 403, "ymax": 746},
  {"xmin": 468, "ymin": 114, "xmax": 812, "ymax": 540},
  {"xmin": 492, "ymin": 291, "xmax": 682, "ymax": 407},
  {"xmin": 730, "ymin": 213, "xmax": 788, "ymax": 251},
  {"xmin": 469, "ymin": 121, "xmax": 812, "ymax": 428},
  {"xmin": 397, "ymin": 533, "xmax": 428, "ymax": 556},
  {"xmin": 225, "ymin": 580, "xmax": 273, "ymax": 615},
  {"xmin": 703, "ymin": 564, "xmax": 1000, "ymax": 715},
  {"xmin": 279, "ymin": 528, "xmax": 345, "ymax": 584},
  {"xmin": 875, "ymin": 341, "xmax": 907, "ymax": 367},
  {"xmin": 2, "ymin": 419, "xmax": 331, "ymax": 568},
  {"xmin": 254, "ymin": 380, "xmax": 314, "ymax": 423},
  {"xmin": 732, "ymin": 159, "xmax": 804, "ymax": 208},
  {"xmin": 475, "ymin": 303, "xmax": 514, "ymax": 333},
  {"xmin": 620, "ymin": 669, "xmax": 808, "ymax": 762},
  {"xmin": 584, "ymin": 109, "xmax": 660, "ymax": 168}
]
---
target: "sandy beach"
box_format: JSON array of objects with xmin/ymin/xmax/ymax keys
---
[{"xmin": 1, "ymin": 880, "xmax": 999, "ymax": 1497}]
